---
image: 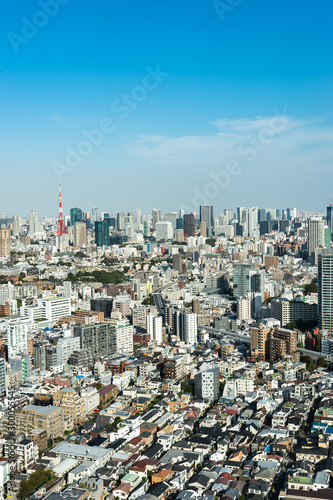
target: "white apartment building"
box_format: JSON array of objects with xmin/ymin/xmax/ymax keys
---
[
  {"xmin": 80, "ymin": 386, "xmax": 100, "ymax": 414},
  {"xmin": 147, "ymin": 313, "xmax": 163, "ymax": 345},
  {"xmin": 108, "ymin": 313, "xmax": 134, "ymax": 354},
  {"xmin": 38, "ymin": 297, "xmax": 71, "ymax": 321},
  {"xmin": 237, "ymin": 297, "xmax": 252, "ymax": 321},
  {"xmin": 7, "ymin": 318, "xmax": 37, "ymax": 357},
  {"xmin": 56, "ymin": 333, "xmax": 81, "ymax": 365},
  {"xmin": 183, "ymin": 312, "xmax": 197, "ymax": 345}
]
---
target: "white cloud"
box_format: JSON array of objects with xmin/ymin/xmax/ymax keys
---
[{"xmin": 127, "ymin": 115, "xmax": 333, "ymax": 170}]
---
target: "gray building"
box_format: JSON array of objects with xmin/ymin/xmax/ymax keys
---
[
  {"xmin": 194, "ymin": 366, "xmax": 219, "ymax": 401},
  {"xmin": 318, "ymin": 249, "xmax": 333, "ymax": 332},
  {"xmin": 233, "ymin": 263, "xmax": 255, "ymax": 297},
  {"xmin": 200, "ymin": 205, "xmax": 214, "ymax": 236}
]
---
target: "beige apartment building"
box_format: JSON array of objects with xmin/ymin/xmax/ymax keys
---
[
  {"xmin": 1, "ymin": 405, "xmax": 64, "ymax": 439},
  {"xmin": 53, "ymin": 387, "xmax": 86, "ymax": 424}
]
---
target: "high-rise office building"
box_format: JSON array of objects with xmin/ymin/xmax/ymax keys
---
[
  {"xmin": 308, "ymin": 218, "xmax": 327, "ymax": 264},
  {"xmin": 95, "ymin": 220, "xmax": 110, "ymax": 247},
  {"xmin": 184, "ymin": 214, "xmax": 195, "ymax": 238},
  {"xmin": 164, "ymin": 212, "xmax": 178, "ymax": 230},
  {"xmin": 143, "ymin": 220, "xmax": 150, "ymax": 238},
  {"xmin": 11, "ymin": 215, "xmax": 21, "ymax": 237},
  {"xmin": 70, "ymin": 207, "xmax": 83, "ymax": 226},
  {"xmin": 152, "ymin": 209, "xmax": 161, "ymax": 229},
  {"xmin": 318, "ymin": 249, "xmax": 333, "ymax": 332},
  {"xmin": 117, "ymin": 212, "xmax": 125, "ymax": 230},
  {"xmin": 287, "ymin": 208, "xmax": 297, "ymax": 220},
  {"xmin": 0, "ymin": 228, "xmax": 10, "ymax": 258},
  {"xmin": 156, "ymin": 221, "xmax": 173, "ymax": 241},
  {"xmin": 327, "ymin": 205, "xmax": 333, "ymax": 241},
  {"xmin": 200, "ymin": 205, "xmax": 214, "ymax": 236},
  {"xmin": 91, "ymin": 207, "xmax": 99, "ymax": 225},
  {"xmin": 176, "ymin": 217, "xmax": 184, "ymax": 230},
  {"xmin": 247, "ymin": 207, "xmax": 259, "ymax": 237},
  {"xmin": 224, "ymin": 209, "xmax": 233, "ymax": 223},
  {"xmin": 237, "ymin": 207, "xmax": 247, "ymax": 235},
  {"xmin": 233, "ymin": 263, "xmax": 255, "ymax": 297},
  {"xmin": 73, "ymin": 222, "xmax": 86, "ymax": 247}
]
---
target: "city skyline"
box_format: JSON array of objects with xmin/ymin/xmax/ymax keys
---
[{"xmin": 0, "ymin": 1, "xmax": 333, "ymax": 214}]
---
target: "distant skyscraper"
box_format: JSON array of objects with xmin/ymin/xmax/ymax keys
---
[
  {"xmin": 164, "ymin": 212, "xmax": 178, "ymax": 230},
  {"xmin": 200, "ymin": 221, "xmax": 207, "ymax": 238},
  {"xmin": 200, "ymin": 205, "xmax": 214, "ymax": 236},
  {"xmin": 11, "ymin": 215, "xmax": 20, "ymax": 237},
  {"xmin": 73, "ymin": 222, "xmax": 86, "ymax": 247},
  {"xmin": 308, "ymin": 218, "xmax": 326, "ymax": 264},
  {"xmin": 152, "ymin": 209, "xmax": 161, "ymax": 229},
  {"xmin": 224, "ymin": 209, "xmax": 233, "ymax": 223},
  {"xmin": 176, "ymin": 217, "xmax": 184, "ymax": 230},
  {"xmin": 29, "ymin": 210, "xmax": 40, "ymax": 234},
  {"xmin": 156, "ymin": 221, "xmax": 173, "ymax": 241},
  {"xmin": 0, "ymin": 228, "xmax": 10, "ymax": 258},
  {"xmin": 247, "ymin": 207, "xmax": 258, "ymax": 237},
  {"xmin": 91, "ymin": 207, "xmax": 99, "ymax": 226},
  {"xmin": 95, "ymin": 220, "xmax": 110, "ymax": 247},
  {"xmin": 117, "ymin": 212, "xmax": 125, "ymax": 230},
  {"xmin": 143, "ymin": 220, "xmax": 150, "ymax": 238},
  {"xmin": 287, "ymin": 207, "xmax": 297, "ymax": 220},
  {"xmin": 237, "ymin": 207, "xmax": 247, "ymax": 234},
  {"xmin": 318, "ymin": 249, "xmax": 333, "ymax": 332},
  {"xmin": 184, "ymin": 214, "xmax": 195, "ymax": 237},
  {"xmin": 70, "ymin": 207, "xmax": 83, "ymax": 226},
  {"xmin": 327, "ymin": 205, "xmax": 333, "ymax": 241}
]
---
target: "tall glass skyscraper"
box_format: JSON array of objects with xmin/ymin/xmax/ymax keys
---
[
  {"xmin": 318, "ymin": 249, "xmax": 333, "ymax": 332},
  {"xmin": 327, "ymin": 205, "xmax": 333, "ymax": 241},
  {"xmin": 199, "ymin": 205, "xmax": 214, "ymax": 236}
]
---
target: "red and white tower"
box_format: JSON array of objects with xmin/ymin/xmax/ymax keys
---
[{"xmin": 55, "ymin": 184, "xmax": 67, "ymax": 236}]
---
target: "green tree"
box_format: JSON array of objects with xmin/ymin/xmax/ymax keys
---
[
  {"xmin": 181, "ymin": 382, "xmax": 193, "ymax": 394},
  {"xmin": 142, "ymin": 296, "xmax": 155, "ymax": 305},
  {"xmin": 304, "ymin": 283, "xmax": 318, "ymax": 294},
  {"xmin": 285, "ymin": 322, "xmax": 297, "ymax": 330},
  {"xmin": 317, "ymin": 357, "xmax": 327, "ymax": 368}
]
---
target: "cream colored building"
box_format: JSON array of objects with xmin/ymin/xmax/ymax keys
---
[
  {"xmin": 0, "ymin": 228, "xmax": 10, "ymax": 258},
  {"xmin": 53, "ymin": 387, "xmax": 86, "ymax": 424},
  {"xmin": 1, "ymin": 405, "xmax": 65, "ymax": 439}
]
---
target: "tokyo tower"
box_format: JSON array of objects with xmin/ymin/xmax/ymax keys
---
[{"xmin": 55, "ymin": 184, "xmax": 67, "ymax": 236}]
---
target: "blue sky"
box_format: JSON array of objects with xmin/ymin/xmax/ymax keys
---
[{"xmin": 0, "ymin": 0, "xmax": 332, "ymax": 217}]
